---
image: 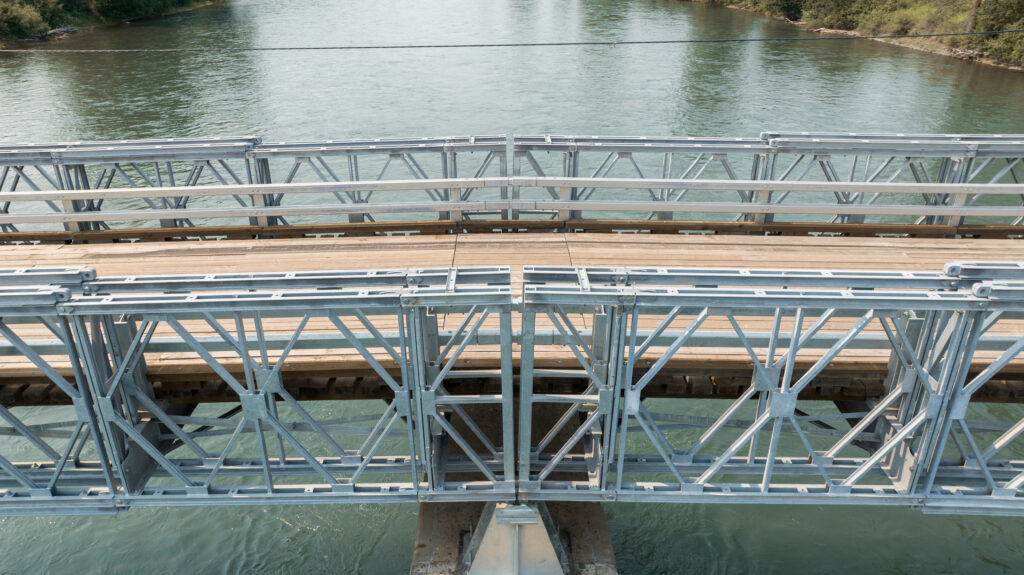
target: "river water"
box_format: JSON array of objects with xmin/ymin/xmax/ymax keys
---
[{"xmin": 2, "ymin": 1, "xmax": 1024, "ymax": 573}]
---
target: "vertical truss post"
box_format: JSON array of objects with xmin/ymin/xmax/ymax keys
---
[
  {"xmin": 911, "ymin": 310, "xmax": 982, "ymax": 495},
  {"xmin": 511, "ymin": 148, "xmax": 522, "ymax": 220},
  {"xmin": 252, "ymin": 155, "xmax": 278, "ymax": 227},
  {"xmin": 347, "ymin": 154, "xmax": 366, "ymax": 224},
  {"xmin": 519, "ymin": 309, "xmax": 537, "ymax": 486},
  {"xmin": 942, "ymin": 156, "xmax": 972, "ymax": 227},
  {"xmin": 57, "ymin": 163, "xmax": 86, "ymax": 233},
  {"xmin": 399, "ymin": 308, "xmax": 425, "ymax": 493},
  {"xmin": 105, "ymin": 315, "xmax": 171, "ymax": 494},
  {"xmin": 566, "ymin": 145, "xmax": 579, "ymax": 216},
  {"xmin": 593, "ymin": 306, "xmax": 624, "ymax": 490},
  {"xmin": 71, "ymin": 314, "xmax": 170, "ymax": 496},
  {"xmin": 500, "ymin": 310, "xmax": 516, "ymax": 482},
  {"xmin": 877, "ymin": 311, "xmax": 924, "ymax": 492},
  {"xmin": 584, "ymin": 307, "xmax": 612, "ymax": 490},
  {"xmin": 557, "ymin": 187, "xmax": 578, "ymax": 224},
  {"xmin": 409, "ymin": 306, "xmax": 443, "ymax": 495},
  {"xmin": 446, "ymin": 185, "xmax": 460, "ymax": 224},
  {"xmin": 915, "ymin": 309, "xmax": 987, "ymax": 495},
  {"xmin": 844, "ymin": 156, "xmax": 867, "ymax": 225},
  {"xmin": 499, "ymin": 144, "xmax": 509, "ymax": 221},
  {"xmin": 69, "ymin": 315, "xmax": 129, "ymax": 496},
  {"xmin": 60, "ymin": 315, "xmax": 119, "ymax": 497},
  {"xmin": 749, "ymin": 153, "xmax": 773, "ymax": 224}
]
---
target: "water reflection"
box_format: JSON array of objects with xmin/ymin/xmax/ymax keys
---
[
  {"xmin": 2, "ymin": 3, "xmax": 1024, "ymax": 573},
  {"xmin": 3, "ymin": 0, "xmax": 1024, "ymax": 143}
]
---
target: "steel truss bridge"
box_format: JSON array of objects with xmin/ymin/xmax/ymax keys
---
[
  {"xmin": 1, "ymin": 132, "xmax": 1024, "ymax": 241},
  {"xmin": 5, "ymin": 261, "xmax": 1024, "ymax": 518}
]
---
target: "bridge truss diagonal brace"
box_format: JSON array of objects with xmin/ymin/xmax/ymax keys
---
[
  {"xmin": 408, "ymin": 299, "xmax": 517, "ymax": 501},
  {"xmin": 0, "ymin": 313, "xmax": 117, "ymax": 514},
  {"xmin": 519, "ymin": 268, "xmax": 1024, "ymax": 512}
]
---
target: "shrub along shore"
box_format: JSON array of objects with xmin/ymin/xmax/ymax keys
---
[
  {"xmin": 696, "ymin": 0, "xmax": 1024, "ymax": 69},
  {"xmin": 0, "ymin": 0, "xmax": 210, "ymax": 43}
]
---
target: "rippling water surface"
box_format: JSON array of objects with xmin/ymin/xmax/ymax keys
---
[{"xmin": 2, "ymin": 1, "xmax": 1024, "ymax": 573}]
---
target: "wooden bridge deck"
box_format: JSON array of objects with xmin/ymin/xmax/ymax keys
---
[
  {"xmin": 3, "ymin": 234, "xmax": 1024, "ymax": 406},
  {"xmin": 6, "ymin": 232, "xmax": 1019, "ymax": 280}
]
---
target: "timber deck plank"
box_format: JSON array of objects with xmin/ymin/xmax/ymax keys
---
[{"xmin": 2, "ymin": 234, "xmax": 1023, "ymax": 395}]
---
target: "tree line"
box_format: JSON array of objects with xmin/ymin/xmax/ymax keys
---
[{"xmin": 1, "ymin": 0, "xmax": 198, "ymax": 38}]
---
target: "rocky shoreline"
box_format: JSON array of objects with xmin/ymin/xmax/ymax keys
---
[
  {"xmin": 17, "ymin": 25, "xmax": 90, "ymax": 42},
  {"xmin": 811, "ymin": 25, "xmax": 1024, "ymax": 73}
]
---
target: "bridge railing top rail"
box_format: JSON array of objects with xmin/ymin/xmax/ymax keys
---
[
  {"xmin": 252, "ymin": 136, "xmax": 507, "ymax": 156},
  {"xmin": 0, "ymin": 135, "xmax": 260, "ymax": 153},
  {"xmin": 523, "ymin": 262, "xmax": 1024, "ymax": 313},
  {"xmin": 4, "ymin": 176, "xmax": 1022, "ymax": 202},
  {"xmin": 766, "ymin": 138, "xmax": 1024, "ymax": 157},
  {"xmin": 54, "ymin": 286, "xmax": 516, "ymax": 316},
  {"xmin": 522, "ymin": 283, "xmax": 1010, "ymax": 312},
  {"xmin": 4, "ymin": 132, "xmax": 1024, "ymax": 163},
  {"xmin": 0, "ymin": 267, "xmax": 96, "ymax": 287},
  {"xmin": 80, "ymin": 267, "xmax": 511, "ymax": 294},
  {"xmin": 760, "ymin": 131, "xmax": 1024, "ymax": 142},
  {"xmin": 0, "ymin": 266, "xmax": 515, "ymax": 316},
  {"xmin": 524, "ymin": 262, "xmax": 1024, "ymax": 291},
  {"xmin": 0, "ymin": 143, "xmax": 259, "ymax": 166}
]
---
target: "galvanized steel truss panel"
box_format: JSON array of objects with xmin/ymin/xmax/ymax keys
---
[
  {"xmin": 252, "ymin": 136, "xmax": 508, "ymax": 224},
  {"xmin": 514, "ymin": 134, "xmax": 1024, "ymax": 225},
  {"xmin": 0, "ymin": 137, "xmax": 261, "ymax": 233},
  {"xmin": 0, "ymin": 281, "xmax": 117, "ymax": 515},
  {"xmin": 7, "ymin": 262, "xmax": 1024, "ymax": 516},
  {"xmin": 1, "ymin": 132, "xmax": 1022, "ymax": 235},
  {"xmin": 0, "ymin": 267, "xmax": 514, "ymax": 514},
  {"xmin": 519, "ymin": 263, "xmax": 1024, "ymax": 515}
]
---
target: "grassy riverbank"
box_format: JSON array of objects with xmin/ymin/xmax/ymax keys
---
[
  {"xmin": 693, "ymin": 0, "xmax": 1024, "ymax": 68},
  {"xmin": 0, "ymin": 0, "xmax": 207, "ymax": 42}
]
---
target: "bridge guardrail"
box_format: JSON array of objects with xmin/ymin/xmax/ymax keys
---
[
  {"xmin": 3, "ymin": 133, "xmax": 1022, "ymax": 234},
  {"xmin": 5, "ymin": 263, "xmax": 1024, "ymax": 515}
]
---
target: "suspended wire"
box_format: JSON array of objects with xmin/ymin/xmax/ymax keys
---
[{"xmin": 1, "ymin": 28, "xmax": 1023, "ymax": 53}]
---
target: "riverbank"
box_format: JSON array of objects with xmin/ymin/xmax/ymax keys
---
[
  {"xmin": 0, "ymin": 0, "xmax": 217, "ymax": 46},
  {"xmin": 692, "ymin": 0, "xmax": 1024, "ymax": 70},
  {"xmin": 814, "ymin": 25, "xmax": 1024, "ymax": 73}
]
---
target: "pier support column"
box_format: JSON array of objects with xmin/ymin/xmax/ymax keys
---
[
  {"xmin": 463, "ymin": 502, "xmax": 568, "ymax": 575},
  {"xmin": 408, "ymin": 400, "xmax": 615, "ymax": 574},
  {"xmin": 410, "ymin": 501, "xmax": 616, "ymax": 575}
]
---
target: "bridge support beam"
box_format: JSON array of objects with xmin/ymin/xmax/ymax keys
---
[
  {"xmin": 463, "ymin": 502, "xmax": 568, "ymax": 575},
  {"xmin": 410, "ymin": 502, "xmax": 615, "ymax": 575}
]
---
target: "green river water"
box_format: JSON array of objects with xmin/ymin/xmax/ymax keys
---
[{"xmin": 2, "ymin": 1, "xmax": 1024, "ymax": 573}]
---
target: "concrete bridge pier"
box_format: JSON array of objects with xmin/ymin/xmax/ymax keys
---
[
  {"xmin": 410, "ymin": 501, "xmax": 617, "ymax": 575},
  {"xmin": 409, "ymin": 401, "xmax": 617, "ymax": 574}
]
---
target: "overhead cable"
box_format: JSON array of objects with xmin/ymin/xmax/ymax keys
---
[{"xmin": 1, "ymin": 28, "xmax": 1023, "ymax": 53}]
